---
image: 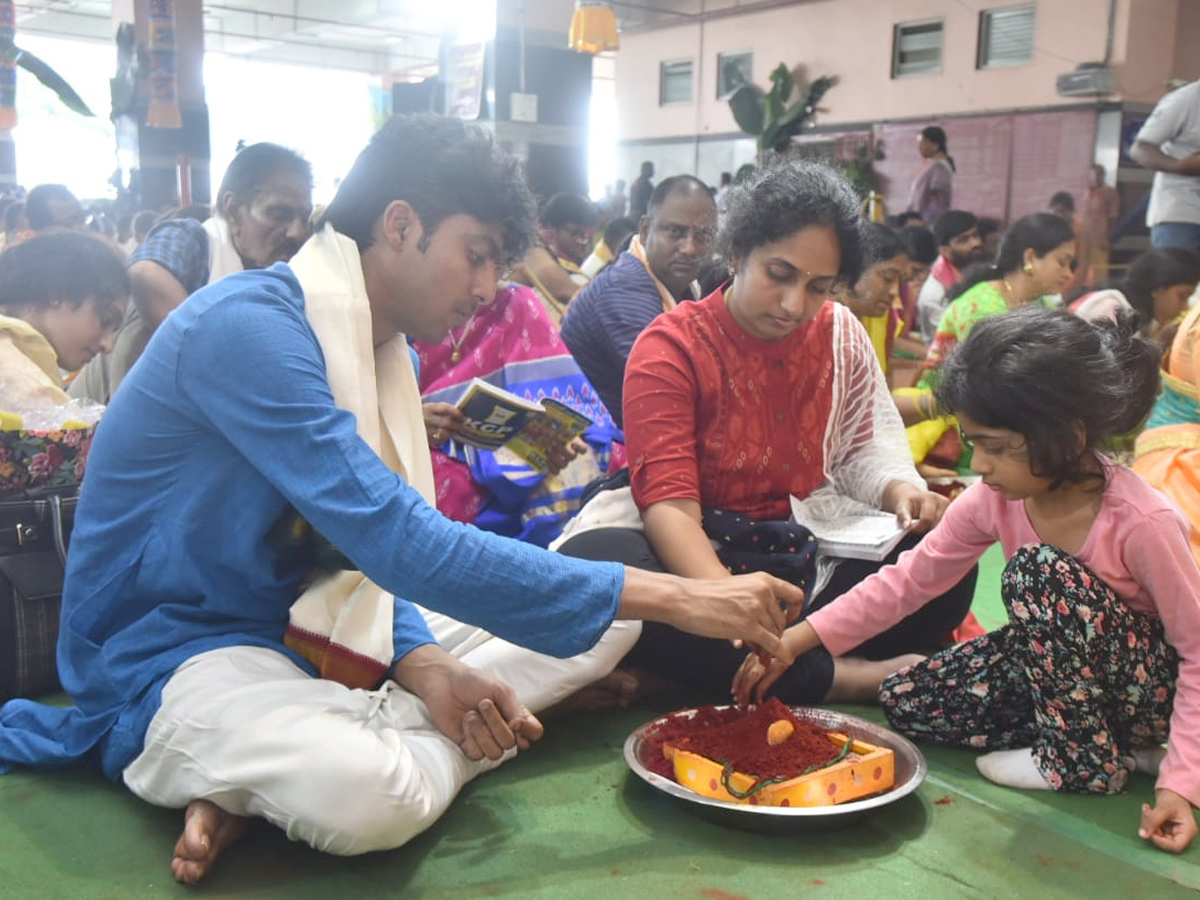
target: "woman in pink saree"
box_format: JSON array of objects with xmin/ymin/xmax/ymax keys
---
[{"xmin": 414, "ymin": 282, "xmax": 625, "ymax": 547}]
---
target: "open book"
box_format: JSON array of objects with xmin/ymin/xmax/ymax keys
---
[
  {"xmin": 454, "ymin": 377, "xmax": 592, "ymax": 472},
  {"xmin": 789, "ymin": 490, "xmax": 908, "ymax": 562}
]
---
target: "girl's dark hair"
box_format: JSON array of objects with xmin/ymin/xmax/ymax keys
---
[
  {"xmin": 921, "ymin": 125, "xmax": 956, "ymax": 172},
  {"xmin": 1119, "ymin": 247, "xmax": 1200, "ymax": 332},
  {"xmin": 540, "ymin": 192, "xmax": 597, "ymax": 229},
  {"xmin": 0, "ymin": 230, "xmax": 129, "ymax": 314},
  {"xmin": 720, "ymin": 158, "xmax": 865, "ymax": 284},
  {"xmin": 898, "ymin": 224, "xmax": 938, "ymax": 266},
  {"xmin": 318, "ymin": 114, "xmax": 537, "ymax": 266},
  {"xmin": 934, "ymin": 306, "xmax": 1161, "ymax": 489},
  {"xmin": 861, "ymin": 221, "xmax": 908, "ymax": 269},
  {"xmin": 946, "ymin": 212, "xmax": 1076, "ymax": 303}
]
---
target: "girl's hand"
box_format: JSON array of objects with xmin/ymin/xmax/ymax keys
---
[
  {"xmin": 1140, "ymin": 788, "xmax": 1198, "ymax": 853},
  {"xmin": 423, "ymin": 402, "xmax": 466, "ymax": 447},
  {"xmin": 886, "ymin": 482, "xmax": 949, "ymax": 533},
  {"xmin": 731, "ymin": 651, "xmax": 790, "ymax": 708}
]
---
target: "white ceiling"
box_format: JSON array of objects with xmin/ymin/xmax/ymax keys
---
[{"xmin": 11, "ymin": 1, "xmax": 789, "ymax": 77}]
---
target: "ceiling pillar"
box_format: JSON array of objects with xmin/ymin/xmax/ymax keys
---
[{"xmin": 112, "ymin": 0, "xmax": 211, "ymax": 211}]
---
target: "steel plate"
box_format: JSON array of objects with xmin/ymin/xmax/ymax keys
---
[{"xmin": 623, "ymin": 705, "xmax": 928, "ymax": 832}]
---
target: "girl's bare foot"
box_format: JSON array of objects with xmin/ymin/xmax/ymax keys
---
[
  {"xmin": 171, "ymin": 799, "xmax": 251, "ymax": 885},
  {"xmin": 824, "ymin": 654, "xmax": 925, "ymax": 703}
]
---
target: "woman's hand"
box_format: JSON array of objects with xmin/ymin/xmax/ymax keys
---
[
  {"xmin": 917, "ymin": 462, "xmax": 959, "ymax": 480},
  {"xmin": 423, "ymin": 401, "xmax": 466, "ymax": 447},
  {"xmin": 1140, "ymin": 788, "xmax": 1199, "ymax": 853},
  {"xmin": 883, "ymin": 480, "xmax": 949, "ymax": 533},
  {"xmin": 544, "ymin": 435, "xmax": 589, "ymax": 474}
]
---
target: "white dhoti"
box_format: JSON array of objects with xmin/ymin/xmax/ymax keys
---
[{"xmin": 122, "ymin": 616, "xmax": 640, "ymax": 855}]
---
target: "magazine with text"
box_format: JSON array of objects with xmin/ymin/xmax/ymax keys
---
[{"xmin": 455, "ymin": 377, "xmax": 593, "ymax": 472}]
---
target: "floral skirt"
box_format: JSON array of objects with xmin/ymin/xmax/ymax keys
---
[{"xmin": 879, "ymin": 544, "xmax": 1177, "ymax": 794}]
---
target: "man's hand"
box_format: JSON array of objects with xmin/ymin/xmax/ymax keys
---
[
  {"xmin": 423, "ymin": 401, "xmax": 466, "ymax": 447},
  {"xmin": 619, "ymin": 569, "xmax": 805, "ymax": 665},
  {"xmin": 1177, "ymin": 152, "xmax": 1200, "ymax": 177},
  {"xmin": 392, "ymin": 645, "xmax": 544, "ymax": 761},
  {"xmin": 1140, "ymin": 788, "xmax": 1199, "ymax": 853}
]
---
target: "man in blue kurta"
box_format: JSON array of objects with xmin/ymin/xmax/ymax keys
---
[
  {"xmin": 561, "ymin": 176, "xmax": 715, "ymax": 426},
  {"xmin": 0, "ymin": 115, "xmax": 801, "ymax": 885}
]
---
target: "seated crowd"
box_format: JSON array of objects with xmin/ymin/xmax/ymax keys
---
[{"xmin": 2, "ymin": 113, "xmax": 1200, "ymax": 885}]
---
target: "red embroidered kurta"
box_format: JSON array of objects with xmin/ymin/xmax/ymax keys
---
[{"xmin": 625, "ymin": 290, "xmax": 836, "ymax": 522}]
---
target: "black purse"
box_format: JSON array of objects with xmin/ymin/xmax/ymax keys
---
[{"xmin": 0, "ymin": 485, "xmax": 77, "ymax": 702}]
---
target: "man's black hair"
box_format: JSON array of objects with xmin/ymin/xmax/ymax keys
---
[{"xmin": 318, "ymin": 114, "xmax": 536, "ymax": 266}]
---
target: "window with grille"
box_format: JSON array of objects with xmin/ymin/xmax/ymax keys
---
[
  {"xmin": 659, "ymin": 59, "xmax": 693, "ymax": 105},
  {"xmin": 892, "ymin": 19, "xmax": 943, "ymax": 78},
  {"xmin": 978, "ymin": 4, "xmax": 1036, "ymax": 69}
]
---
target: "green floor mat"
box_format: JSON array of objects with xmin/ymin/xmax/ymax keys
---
[
  {"xmin": 1, "ymin": 544, "xmax": 1185, "ymax": 899},
  {"xmin": 1, "ymin": 697, "xmax": 1195, "ymax": 900}
]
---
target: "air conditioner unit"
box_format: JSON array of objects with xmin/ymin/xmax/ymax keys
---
[{"xmin": 1056, "ymin": 66, "xmax": 1115, "ymax": 97}]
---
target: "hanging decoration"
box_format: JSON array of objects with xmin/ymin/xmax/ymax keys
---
[
  {"xmin": 146, "ymin": 0, "xmax": 182, "ymax": 129},
  {"xmin": 0, "ymin": 0, "xmax": 15, "ymax": 130},
  {"xmin": 568, "ymin": 1, "xmax": 619, "ymax": 55}
]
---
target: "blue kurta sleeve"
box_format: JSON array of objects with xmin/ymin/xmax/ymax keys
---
[
  {"xmin": 393, "ymin": 601, "xmax": 436, "ymax": 663},
  {"xmin": 173, "ymin": 281, "xmax": 624, "ymax": 659}
]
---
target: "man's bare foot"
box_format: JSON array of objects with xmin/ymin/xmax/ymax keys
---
[
  {"xmin": 171, "ymin": 799, "xmax": 251, "ymax": 885},
  {"xmin": 824, "ymin": 654, "xmax": 925, "ymax": 703},
  {"xmin": 543, "ymin": 667, "xmax": 673, "ymax": 717}
]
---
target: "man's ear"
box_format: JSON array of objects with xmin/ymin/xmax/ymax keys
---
[
  {"xmin": 381, "ymin": 200, "xmax": 416, "ymax": 250},
  {"xmin": 219, "ymin": 192, "xmax": 242, "ymax": 226},
  {"xmin": 638, "ymin": 215, "xmax": 650, "ymax": 245}
]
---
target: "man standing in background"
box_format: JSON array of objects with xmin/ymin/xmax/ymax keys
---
[
  {"xmin": 629, "ymin": 161, "xmax": 655, "ymax": 221},
  {"xmin": 1079, "ymin": 164, "xmax": 1121, "ymax": 285},
  {"xmin": 1131, "ymin": 78, "xmax": 1200, "ymax": 253}
]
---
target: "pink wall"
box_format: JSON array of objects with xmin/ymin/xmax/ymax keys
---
[
  {"xmin": 1118, "ymin": 0, "xmax": 1186, "ymax": 102},
  {"xmin": 1174, "ymin": 0, "xmax": 1200, "ymax": 83},
  {"xmin": 616, "ymin": 0, "xmax": 1151, "ymax": 141},
  {"xmin": 871, "ymin": 108, "xmax": 1097, "ymax": 223}
]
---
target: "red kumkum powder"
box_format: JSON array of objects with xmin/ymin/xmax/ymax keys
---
[{"xmin": 644, "ymin": 698, "xmax": 843, "ymax": 782}]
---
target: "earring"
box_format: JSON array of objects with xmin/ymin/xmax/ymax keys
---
[{"xmin": 1023, "ymin": 262, "xmax": 1034, "ymax": 275}]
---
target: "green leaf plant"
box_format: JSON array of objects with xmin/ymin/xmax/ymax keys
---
[
  {"xmin": 0, "ymin": 35, "xmax": 94, "ymax": 118},
  {"xmin": 728, "ymin": 63, "xmax": 834, "ymax": 158}
]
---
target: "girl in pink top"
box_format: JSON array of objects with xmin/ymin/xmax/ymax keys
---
[{"xmin": 735, "ymin": 306, "xmax": 1200, "ymax": 854}]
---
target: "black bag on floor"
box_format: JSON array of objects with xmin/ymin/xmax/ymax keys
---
[{"xmin": 0, "ymin": 485, "xmax": 76, "ymax": 702}]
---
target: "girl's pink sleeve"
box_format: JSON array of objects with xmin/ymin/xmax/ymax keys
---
[
  {"xmin": 806, "ymin": 483, "xmax": 998, "ymax": 656},
  {"xmin": 1124, "ymin": 510, "xmax": 1200, "ymax": 808}
]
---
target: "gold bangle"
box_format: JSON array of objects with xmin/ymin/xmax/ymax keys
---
[{"xmin": 917, "ymin": 394, "xmax": 933, "ymax": 421}]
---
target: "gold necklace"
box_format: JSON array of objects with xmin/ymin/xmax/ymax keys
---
[
  {"xmin": 447, "ymin": 313, "xmax": 475, "ymax": 363},
  {"xmin": 1001, "ymin": 278, "xmax": 1022, "ymax": 308}
]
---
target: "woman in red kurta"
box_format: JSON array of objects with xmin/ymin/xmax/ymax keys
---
[{"xmin": 557, "ymin": 160, "xmax": 976, "ymax": 704}]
